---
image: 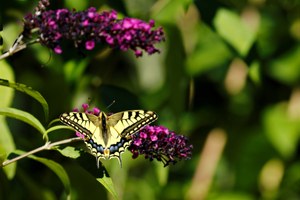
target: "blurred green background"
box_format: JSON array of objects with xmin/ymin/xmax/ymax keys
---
[{"xmin": 1, "ymin": 0, "xmax": 300, "ymax": 199}]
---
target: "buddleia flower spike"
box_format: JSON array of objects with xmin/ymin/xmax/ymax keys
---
[
  {"xmin": 129, "ymin": 125, "xmax": 193, "ymax": 166},
  {"xmin": 22, "ymin": 0, "xmax": 165, "ymax": 57}
]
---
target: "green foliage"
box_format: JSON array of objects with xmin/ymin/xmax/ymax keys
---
[
  {"xmin": 17, "ymin": 151, "xmax": 72, "ymax": 199},
  {"xmin": 0, "ymin": 107, "xmax": 47, "ymax": 140},
  {"xmin": 1, "ymin": 0, "xmax": 300, "ymax": 199},
  {"xmin": 263, "ymin": 103, "xmax": 300, "ymax": 158},
  {"xmin": 268, "ymin": 46, "xmax": 300, "ymax": 85},
  {"xmin": 214, "ymin": 8, "xmax": 256, "ymax": 56},
  {"xmin": 0, "ymin": 78, "xmax": 49, "ymax": 120},
  {"xmin": 97, "ymin": 174, "xmax": 119, "ymax": 200},
  {"xmin": 0, "ymin": 61, "xmax": 16, "ymax": 180}
]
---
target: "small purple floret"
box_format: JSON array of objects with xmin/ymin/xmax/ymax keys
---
[{"xmin": 85, "ymin": 40, "xmax": 95, "ymax": 50}]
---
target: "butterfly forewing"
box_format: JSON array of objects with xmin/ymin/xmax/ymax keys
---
[
  {"xmin": 108, "ymin": 110, "xmax": 158, "ymax": 137},
  {"xmin": 60, "ymin": 112, "xmax": 99, "ymax": 138}
]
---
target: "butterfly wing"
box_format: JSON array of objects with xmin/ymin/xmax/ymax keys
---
[
  {"xmin": 107, "ymin": 110, "xmax": 158, "ymax": 137},
  {"xmin": 60, "ymin": 112, "xmax": 107, "ymax": 166},
  {"xmin": 60, "ymin": 112, "xmax": 100, "ymax": 138}
]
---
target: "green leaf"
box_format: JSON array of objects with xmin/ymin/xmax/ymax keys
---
[
  {"xmin": 123, "ymin": 0, "xmax": 154, "ymax": 17},
  {"xmin": 186, "ymin": 24, "xmax": 232, "ymax": 75},
  {"xmin": 152, "ymin": 0, "xmax": 193, "ymax": 23},
  {"xmin": 1, "ymin": 23, "xmax": 22, "ymax": 48},
  {"xmin": 0, "ymin": 60, "xmax": 16, "ymax": 179},
  {"xmin": 263, "ymin": 103, "xmax": 300, "ymax": 158},
  {"xmin": 63, "ymin": 59, "xmax": 89, "ymax": 84},
  {"xmin": 214, "ymin": 9, "xmax": 256, "ymax": 56},
  {"xmin": 155, "ymin": 161, "xmax": 169, "ymax": 186},
  {"xmin": 76, "ymin": 152, "xmax": 120, "ymax": 200},
  {"xmin": 64, "ymin": 0, "xmax": 88, "ymax": 10},
  {"xmin": 0, "ymin": 120, "xmax": 16, "ymax": 177},
  {"xmin": 0, "ymin": 61, "xmax": 14, "ymax": 106},
  {"xmin": 23, "ymin": 152, "xmax": 71, "ymax": 199},
  {"xmin": 57, "ymin": 146, "xmax": 81, "ymax": 159},
  {"xmin": 97, "ymin": 175, "xmax": 119, "ymax": 200},
  {"xmin": 267, "ymin": 46, "xmax": 300, "ymax": 85},
  {"xmin": 0, "ymin": 107, "xmax": 47, "ymax": 141},
  {"xmin": 0, "ymin": 78, "xmax": 49, "ymax": 121},
  {"xmin": 248, "ymin": 61, "xmax": 261, "ymax": 85}
]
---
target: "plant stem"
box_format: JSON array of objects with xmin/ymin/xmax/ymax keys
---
[
  {"xmin": 0, "ymin": 35, "xmax": 39, "ymax": 60},
  {"xmin": 1, "ymin": 137, "xmax": 82, "ymax": 167},
  {"xmin": 0, "ymin": 44, "xmax": 27, "ymax": 60}
]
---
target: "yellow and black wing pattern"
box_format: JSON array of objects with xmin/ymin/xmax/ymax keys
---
[{"xmin": 60, "ymin": 110, "xmax": 157, "ymax": 167}]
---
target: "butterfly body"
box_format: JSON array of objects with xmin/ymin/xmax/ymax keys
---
[{"xmin": 60, "ymin": 110, "xmax": 157, "ymax": 167}]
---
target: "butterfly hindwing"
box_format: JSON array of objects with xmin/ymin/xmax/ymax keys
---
[{"xmin": 60, "ymin": 110, "xmax": 157, "ymax": 167}]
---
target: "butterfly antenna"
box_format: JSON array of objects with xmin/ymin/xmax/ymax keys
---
[{"xmin": 107, "ymin": 100, "xmax": 116, "ymax": 109}]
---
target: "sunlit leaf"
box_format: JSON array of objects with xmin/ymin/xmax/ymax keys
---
[
  {"xmin": 0, "ymin": 121, "xmax": 16, "ymax": 178},
  {"xmin": 0, "ymin": 61, "xmax": 14, "ymax": 115},
  {"xmin": 57, "ymin": 146, "xmax": 81, "ymax": 159},
  {"xmin": 0, "ymin": 78, "xmax": 49, "ymax": 121},
  {"xmin": 263, "ymin": 103, "xmax": 300, "ymax": 158},
  {"xmin": 155, "ymin": 161, "xmax": 168, "ymax": 186},
  {"xmin": 1, "ymin": 23, "xmax": 22, "ymax": 49},
  {"xmin": 248, "ymin": 61, "xmax": 261, "ymax": 85},
  {"xmin": 186, "ymin": 24, "xmax": 232, "ymax": 75},
  {"xmin": 97, "ymin": 174, "xmax": 119, "ymax": 200},
  {"xmin": 268, "ymin": 46, "xmax": 300, "ymax": 85},
  {"xmin": 0, "ymin": 107, "xmax": 47, "ymax": 141},
  {"xmin": 214, "ymin": 9, "xmax": 256, "ymax": 56},
  {"xmin": 0, "ymin": 60, "xmax": 16, "ymax": 179},
  {"xmin": 64, "ymin": 0, "xmax": 88, "ymax": 10},
  {"xmin": 152, "ymin": 0, "xmax": 193, "ymax": 23},
  {"xmin": 124, "ymin": 0, "xmax": 155, "ymax": 17},
  {"xmin": 0, "ymin": 22, "xmax": 3, "ymax": 48}
]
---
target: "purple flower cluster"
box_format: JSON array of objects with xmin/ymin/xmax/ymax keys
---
[
  {"xmin": 23, "ymin": 0, "xmax": 165, "ymax": 57},
  {"xmin": 73, "ymin": 103, "xmax": 100, "ymax": 115},
  {"xmin": 129, "ymin": 125, "xmax": 193, "ymax": 167}
]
